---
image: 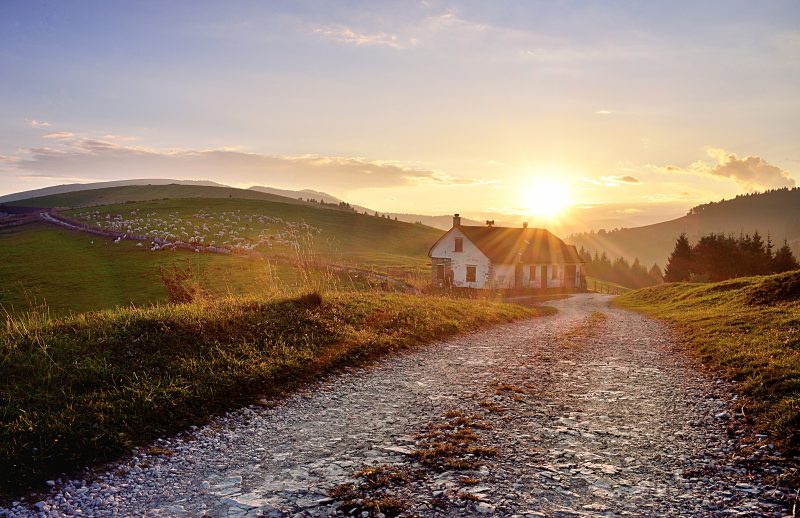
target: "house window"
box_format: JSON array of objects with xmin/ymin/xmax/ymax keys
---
[
  {"xmin": 454, "ymin": 237, "xmax": 463, "ymax": 252},
  {"xmin": 466, "ymin": 265, "xmax": 477, "ymax": 282},
  {"xmin": 551, "ymin": 265, "xmax": 558, "ymax": 279},
  {"xmin": 436, "ymin": 264, "xmax": 445, "ymax": 280},
  {"xmin": 529, "ymin": 265, "xmax": 536, "ymax": 279}
]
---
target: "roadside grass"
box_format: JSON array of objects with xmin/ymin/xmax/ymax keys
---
[
  {"xmin": 615, "ymin": 270, "xmax": 800, "ymax": 459},
  {"xmin": 0, "ymin": 291, "xmax": 544, "ymax": 497}
]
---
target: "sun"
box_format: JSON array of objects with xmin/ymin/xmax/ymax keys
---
[{"xmin": 523, "ymin": 180, "xmax": 571, "ymax": 218}]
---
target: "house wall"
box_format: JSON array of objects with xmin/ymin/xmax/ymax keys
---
[
  {"xmin": 511, "ymin": 262, "xmax": 584, "ymax": 289},
  {"xmin": 430, "ymin": 227, "xmax": 585, "ymax": 290},
  {"xmin": 429, "ymin": 227, "xmax": 491, "ymax": 288},
  {"xmin": 492, "ymin": 264, "xmax": 516, "ymax": 289}
]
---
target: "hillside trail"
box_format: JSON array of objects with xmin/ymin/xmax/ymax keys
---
[{"xmin": 5, "ymin": 294, "xmax": 791, "ymax": 517}]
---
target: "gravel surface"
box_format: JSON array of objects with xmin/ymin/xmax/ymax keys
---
[{"xmin": 2, "ymin": 294, "xmax": 795, "ymax": 517}]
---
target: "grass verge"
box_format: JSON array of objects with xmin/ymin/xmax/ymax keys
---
[
  {"xmin": 0, "ymin": 291, "xmax": 547, "ymax": 498},
  {"xmin": 615, "ymin": 270, "xmax": 800, "ymax": 460}
]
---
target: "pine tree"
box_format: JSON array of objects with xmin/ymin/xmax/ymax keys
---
[
  {"xmin": 648, "ymin": 263, "xmax": 663, "ymax": 284},
  {"xmin": 772, "ymin": 240, "xmax": 799, "ymax": 273},
  {"xmin": 664, "ymin": 233, "xmax": 693, "ymax": 281}
]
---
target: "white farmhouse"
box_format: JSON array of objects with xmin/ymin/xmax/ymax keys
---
[{"xmin": 429, "ymin": 214, "xmax": 586, "ymax": 290}]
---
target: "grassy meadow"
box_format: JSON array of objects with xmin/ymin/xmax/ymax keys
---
[
  {"xmin": 63, "ymin": 196, "xmax": 439, "ymax": 269},
  {"xmin": 0, "ymin": 223, "xmax": 306, "ymax": 315},
  {"xmin": 0, "ymin": 291, "xmax": 547, "ymax": 496},
  {"xmin": 1, "ymin": 188, "xmax": 442, "ymax": 316},
  {"xmin": 616, "ymin": 271, "xmax": 800, "ymax": 462}
]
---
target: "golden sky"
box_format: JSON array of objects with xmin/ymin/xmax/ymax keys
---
[{"xmin": 1, "ymin": 1, "xmax": 797, "ymax": 231}]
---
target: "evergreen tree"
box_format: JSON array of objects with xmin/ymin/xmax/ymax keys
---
[
  {"xmin": 664, "ymin": 233, "xmax": 693, "ymax": 281},
  {"xmin": 772, "ymin": 240, "xmax": 800, "ymax": 273},
  {"xmin": 648, "ymin": 263, "xmax": 663, "ymax": 284}
]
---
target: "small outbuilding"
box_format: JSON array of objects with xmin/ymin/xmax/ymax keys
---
[{"xmin": 429, "ymin": 214, "xmax": 585, "ymax": 290}]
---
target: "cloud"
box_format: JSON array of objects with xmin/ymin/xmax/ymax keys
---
[
  {"xmin": 312, "ymin": 26, "xmax": 410, "ymax": 49},
  {"xmin": 584, "ymin": 175, "xmax": 640, "ymax": 187},
  {"xmin": 7, "ymin": 135, "xmax": 483, "ymax": 192},
  {"xmin": 29, "ymin": 119, "xmax": 52, "ymax": 128},
  {"xmin": 701, "ymin": 148, "xmax": 795, "ymax": 190},
  {"xmin": 43, "ymin": 131, "xmax": 75, "ymax": 140},
  {"xmin": 655, "ymin": 148, "xmax": 795, "ymax": 191},
  {"xmin": 594, "ymin": 110, "xmax": 613, "ymax": 115}
]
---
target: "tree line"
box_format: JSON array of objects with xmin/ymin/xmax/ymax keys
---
[
  {"xmin": 577, "ymin": 247, "xmax": 663, "ymax": 289},
  {"xmin": 664, "ymin": 231, "xmax": 799, "ymax": 282}
]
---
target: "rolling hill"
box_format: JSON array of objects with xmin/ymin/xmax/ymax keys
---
[
  {"xmin": 2, "ymin": 179, "xmax": 483, "ymax": 230},
  {"xmin": 4, "ymin": 183, "xmax": 331, "ymax": 210},
  {"xmin": 568, "ymin": 188, "xmax": 800, "ymax": 267},
  {"xmin": 0, "ymin": 184, "xmax": 445, "ymax": 314},
  {"xmin": 0, "ymin": 179, "xmax": 228, "ymax": 204}
]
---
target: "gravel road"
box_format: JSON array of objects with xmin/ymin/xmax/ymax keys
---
[{"xmin": 2, "ymin": 294, "xmax": 794, "ymax": 517}]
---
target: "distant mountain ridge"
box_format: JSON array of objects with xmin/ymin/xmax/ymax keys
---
[{"xmin": 567, "ymin": 188, "xmax": 800, "ymax": 267}]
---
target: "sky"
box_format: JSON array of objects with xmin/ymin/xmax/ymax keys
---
[{"xmin": 1, "ymin": 1, "xmax": 798, "ymax": 231}]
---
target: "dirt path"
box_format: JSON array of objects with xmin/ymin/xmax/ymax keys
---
[{"xmin": 3, "ymin": 294, "xmax": 791, "ymax": 517}]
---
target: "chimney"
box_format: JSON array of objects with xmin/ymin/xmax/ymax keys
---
[
  {"xmin": 453, "ymin": 213, "xmax": 461, "ymax": 227},
  {"xmin": 522, "ymin": 222, "xmax": 528, "ymax": 229}
]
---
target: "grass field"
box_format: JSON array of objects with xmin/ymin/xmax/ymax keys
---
[
  {"xmin": 62, "ymin": 196, "xmax": 440, "ymax": 266},
  {"xmin": 0, "ymin": 291, "xmax": 548, "ymax": 496},
  {"xmin": 1, "ymin": 190, "xmax": 442, "ymax": 314},
  {"xmin": 0, "ymin": 223, "xmax": 307, "ymax": 315},
  {"xmin": 616, "ymin": 271, "xmax": 800, "ymax": 468}
]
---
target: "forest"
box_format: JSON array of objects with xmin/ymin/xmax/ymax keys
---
[
  {"xmin": 664, "ymin": 231, "xmax": 799, "ymax": 282},
  {"xmin": 578, "ymin": 247, "xmax": 663, "ymax": 289}
]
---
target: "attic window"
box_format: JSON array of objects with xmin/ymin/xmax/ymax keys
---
[
  {"xmin": 454, "ymin": 237, "xmax": 463, "ymax": 252},
  {"xmin": 466, "ymin": 265, "xmax": 477, "ymax": 282}
]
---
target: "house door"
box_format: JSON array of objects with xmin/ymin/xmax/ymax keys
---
[
  {"xmin": 565, "ymin": 264, "xmax": 577, "ymax": 288},
  {"xmin": 539, "ymin": 265, "xmax": 547, "ymax": 289},
  {"xmin": 514, "ymin": 264, "xmax": 523, "ymax": 289}
]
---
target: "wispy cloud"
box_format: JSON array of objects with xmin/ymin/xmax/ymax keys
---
[
  {"xmin": 312, "ymin": 26, "xmax": 410, "ymax": 49},
  {"xmin": 5, "ymin": 134, "xmax": 484, "ymax": 192},
  {"xmin": 594, "ymin": 110, "xmax": 613, "ymax": 115},
  {"xmin": 584, "ymin": 175, "xmax": 640, "ymax": 187},
  {"xmin": 29, "ymin": 119, "xmax": 52, "ymax": 128},
  {"xmin": 43, "ymin": 131, "xmax": 75, "ymax": 140}
]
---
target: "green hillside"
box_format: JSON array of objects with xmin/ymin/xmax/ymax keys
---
[
  {"xmin": 63, "ymin": 197, "xmax": 440, "ymax": 263},
  {"xmin": 569, "ymin": 188, "xmax": 800, "ymax": 267},
  {"xmin": 617, "ymin": 270, "xmax": 800, "ymax": 458},
  {"xmin": 0, "ymin": 186, "xmax": 443, "ymax": 315},
  {"xmin": 0, "ymin": 223, "xmax": 304, "ymax": 315},
  {"xmin": 7, "ymin": 183, "xmax": 318, "ymax": 209}
]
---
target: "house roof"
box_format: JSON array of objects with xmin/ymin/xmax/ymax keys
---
[{"xmin": 431, "ymin": 225, "xmax": 583, "ymax": 264}]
